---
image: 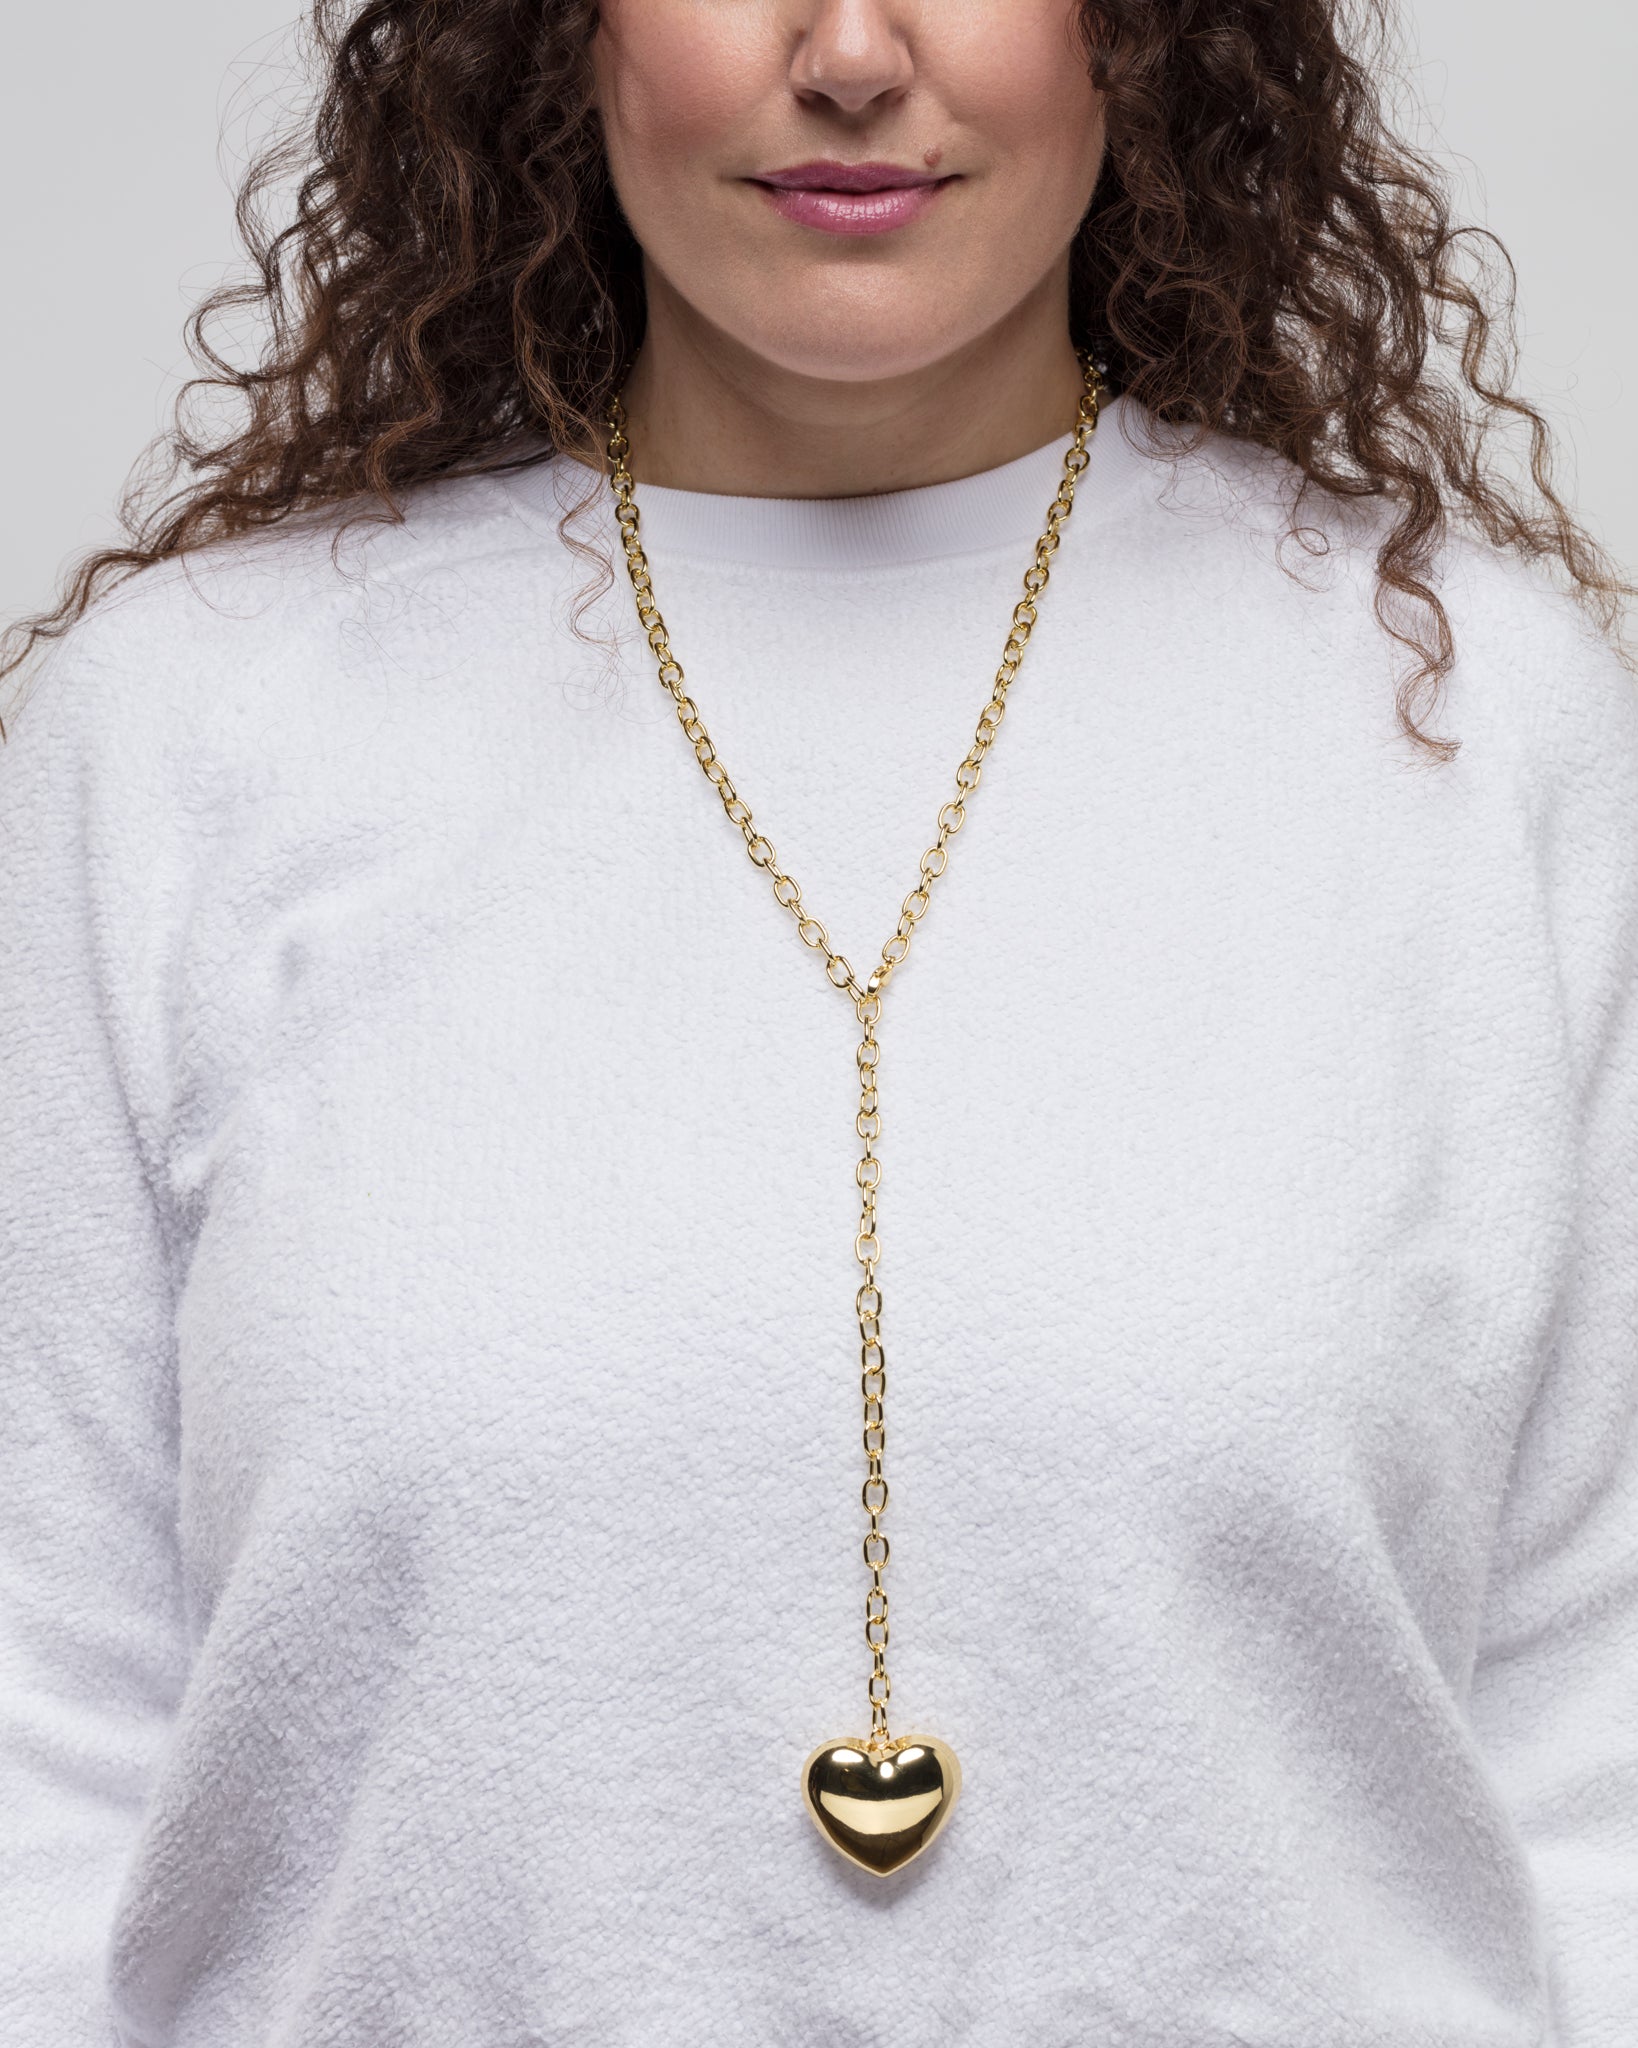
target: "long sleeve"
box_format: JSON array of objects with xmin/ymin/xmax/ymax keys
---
[
  {"xmin": 0, "ymin": 639, "xmax": 189, "ymax": 2043},
  {"xmin": 1467, "ymin": 626, "xmax": 1638, "ymax": 2046}
]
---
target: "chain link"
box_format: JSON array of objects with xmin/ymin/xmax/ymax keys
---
[{"xmin": 605, "ymin": 358, "xmax": 1104, "ymax": 1749}]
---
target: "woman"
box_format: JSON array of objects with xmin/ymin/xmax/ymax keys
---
[{"xmin": 1, "ymin": 0, "xmax": 1634, "ymax": 2039}]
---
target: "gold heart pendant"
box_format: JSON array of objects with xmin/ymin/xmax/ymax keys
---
[{"xmin": 801, "ymin": 1733, "xmax": 962, "ymax": 1875}]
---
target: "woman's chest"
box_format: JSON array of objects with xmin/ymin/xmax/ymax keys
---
[{"xmin": 165, "ymin": 585, "xmax": 1576, "ymax": 1667}]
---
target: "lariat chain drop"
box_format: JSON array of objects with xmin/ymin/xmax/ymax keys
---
[{"xmin": 605, "ymin": 359, "xmax": 1104, "ymax": 1752}]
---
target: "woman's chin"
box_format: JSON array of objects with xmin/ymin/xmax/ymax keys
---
[{"xmin": 718, "ymin": 304, "xmax": 996, "ymax": 390}]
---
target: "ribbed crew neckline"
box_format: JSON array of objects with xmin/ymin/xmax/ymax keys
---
[{"xmin": 529, "ymin": 392, "xmax": 1152, "ymax": 571}]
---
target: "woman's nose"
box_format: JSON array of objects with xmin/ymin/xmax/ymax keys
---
[{"xmin": 787, "ymin": 0, "xmax": 915, "ymax": 117}]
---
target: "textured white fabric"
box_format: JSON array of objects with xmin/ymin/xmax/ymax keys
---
[{"xmin": 2, "ymin": 395, "xmax": 1636, "ymax": 2047}]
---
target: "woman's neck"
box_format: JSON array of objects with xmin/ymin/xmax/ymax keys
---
[{"xmin": 612, "ymin": 261, "xmax": 1086, "ymax": 499}]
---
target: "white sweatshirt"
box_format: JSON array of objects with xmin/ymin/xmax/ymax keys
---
[{"xmin": 1, "ymin": 396, "xmax": 1636, "ymax": 2048}]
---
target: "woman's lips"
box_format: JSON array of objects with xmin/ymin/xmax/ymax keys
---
[{"xmin": 762, "ymin": 184, "xmax": 943, "ymax": 235}]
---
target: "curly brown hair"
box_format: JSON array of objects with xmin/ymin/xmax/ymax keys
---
[{"xmin": 2, "ymin": 0, "xmax": 1631, "ymax": 758}]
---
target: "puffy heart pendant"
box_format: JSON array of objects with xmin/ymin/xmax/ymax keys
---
[{"xmin": 801, "ymin": 1732, "xmax": 962, "ymax": 1875}]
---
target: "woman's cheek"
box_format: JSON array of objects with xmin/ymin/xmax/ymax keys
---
[{"xmin": 596, "ymin": 10, "xmax": 778, "ymax": 177}]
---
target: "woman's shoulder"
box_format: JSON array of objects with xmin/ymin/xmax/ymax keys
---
[
  {"xmin": 11, "ymin": 451, "xmax": 590, "ymax": 709},
  {"xmin": 1120, "ymin": 396, "xmax": 1637, "ymax": 762},
  {"xmin": 83, "ymin": 454, "xmax": 569, "ymax": 632}
]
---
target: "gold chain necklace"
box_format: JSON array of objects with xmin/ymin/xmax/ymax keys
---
[{"xmin": 604, "ymin": 356, "xmax": 1105, "ymax": 1875}]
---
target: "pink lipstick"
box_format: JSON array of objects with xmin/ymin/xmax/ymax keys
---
[{"xmin": 752, "ymin": 160, "xmax": 953, "ymax": 237}]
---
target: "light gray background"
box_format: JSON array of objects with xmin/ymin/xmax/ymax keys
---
[{"xmin": 2, "ymin": 1, "xmax": 1632, "ymax": 632}]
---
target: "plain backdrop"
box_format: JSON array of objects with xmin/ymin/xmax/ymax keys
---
[{"xmin": 1, "ymin": 1, "xmax": 1633, "ymax": 633}]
